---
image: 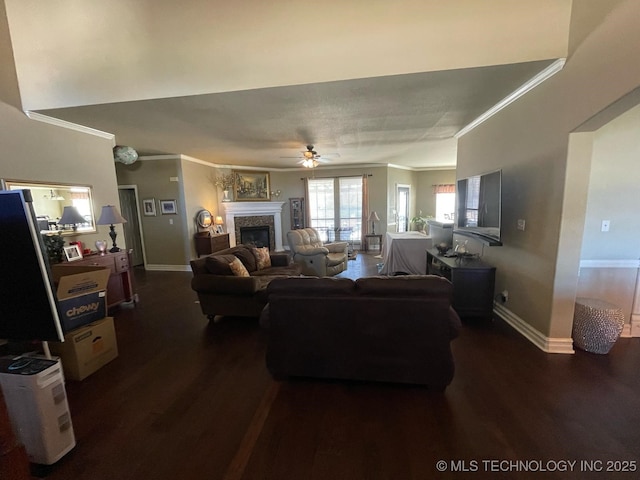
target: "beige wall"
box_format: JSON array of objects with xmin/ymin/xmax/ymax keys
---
[
  {"xmin": 116, "ymin": 158, "xmax": 188, "ymax": 267},
  {"xmin": 457, "ymin": 0, "xmax": 640, "ymax": 341},
  {"xmin": 387, "ymin": 168, "xmax": 413, "ymax": 232},
  {"xmin": 1, "ymin": 1, "xmax": 122, "ymax": 257},
  {"xmin": 581, "ymin": 103, "xmax": 640, "ymax": 260},
  {"xmin": 415, "ymin": 169, "xmax": 456, "ymax": 219},
  {"xmin": 0, "ymin": 0, "xmax": 20, "ymax": 109},
  {"xmin": 575, "ymin": 102, "xmax": 640, "ymax": 328},
  {"xmin": 0, "ymin": 101, "xmax": 121, "ymax": 250},
  {"xmin": 181, "ymin": 160, "xmax": 222, "ymax": 258},
  {"xmin": 6, "ymin": 0, "xmax": 571, "ymax": 111}
]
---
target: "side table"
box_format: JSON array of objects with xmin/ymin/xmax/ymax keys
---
[{"xmin": 364, "ymin": 234, "xmax": 383, "ymax": 252}]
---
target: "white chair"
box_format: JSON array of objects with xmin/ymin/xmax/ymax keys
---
[{"xmin": 287, "ymin": 228, "xmax": 348, "ymax": 277}]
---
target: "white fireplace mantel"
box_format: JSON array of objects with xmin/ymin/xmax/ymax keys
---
[{"xmin": 221, "ymin": 201, "xmax": 286, "ymax": 250}]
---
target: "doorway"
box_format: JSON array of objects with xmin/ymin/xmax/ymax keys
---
[
  {"xmin": 397, "ymin": 185, "xmax": 410, "ymax": 232},
  {"xmin": 118, "ymin": 186, "xmax": 145, "ymax": 267}
]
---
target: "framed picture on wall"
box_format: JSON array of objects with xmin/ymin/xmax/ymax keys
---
[
  {"xmin": 160, "ymin": 199, "xmax": 177, "ymax": 215},
  {"xmin": 142, "ymin": 198, "xmax": 156, "ymax": 216},
  {"xmin": 233, "ymin": 170, "xmax": 270, "ymax": 201}
]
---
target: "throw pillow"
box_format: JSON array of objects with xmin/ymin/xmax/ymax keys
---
[
  {"xmin": 229, "ymin": 257, "xmax": 250, "ymax": 277},
  {"xmin": 205, "ymin": 254, "xmax": 237, "ymax": 275},
  {"xmin": 233, "ymin": 247, "xmax": 257, "ymax": 272},
  {"xmin": 254, "ymin": 247, "xmax": 271, "ymax": 270}
]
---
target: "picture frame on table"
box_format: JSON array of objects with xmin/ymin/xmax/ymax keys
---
[
  {"xmin": 214, "ymin": 225, "xmax": 224, "ymax": 234},
  {"xmin": 63, "ymin": 244, "xmax": 83, "ymax": 262},
  {"xmin": 160, "ymin": 199, "xmax": 177, "ymax": 215},
  {"xmin": 142, "ymin": 198, "xmax": 156, "ymax": 216},
  {"xmin": 233, "ymin": 171, "xmax": 270, "ymax": 201}
]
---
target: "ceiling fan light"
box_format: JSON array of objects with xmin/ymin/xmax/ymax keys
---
[{"xmin": 302, "ymin": 159, "xmax": 318, "ymax": 168}]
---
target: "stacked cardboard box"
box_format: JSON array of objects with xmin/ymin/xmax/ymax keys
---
[{"xmin": 48, "ymin": 265, "xmax": 118, "ymax": 380}]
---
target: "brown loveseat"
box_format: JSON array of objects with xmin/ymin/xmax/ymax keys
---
[
  {"xmin": 259, "ymin": 275, "xmax": 461, "ymax": 390},
  {"xmin": 190, "ymin": 245, "xmax": 302, "ymax": 319}
]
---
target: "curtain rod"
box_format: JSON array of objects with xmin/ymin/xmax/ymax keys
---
[{"xmin": 300, "ymin": 174, "xmax": 373, "ymax": 180}]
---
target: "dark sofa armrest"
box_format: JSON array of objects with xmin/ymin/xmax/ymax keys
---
[
  {"xmin": 259, "ymin": 304, "xmax": 270, "ymax": 328},
  {"xmin": 448, "ymin": 306, "xmax": 462, "ymax": 340},
  {"xmin": 269, "ymin": 252, "xmax": 290, "ymax": 267},
  {"xmin": 191, "ymin": 274, "xmax": 259, "ymax": 295}
]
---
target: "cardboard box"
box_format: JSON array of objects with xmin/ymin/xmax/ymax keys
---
[
  {"xmin": 50, "ymin": 265, "xmax": 110, "ymax": 332},
  {"xmin": 49, "ymin": 317, "xmax": 118, "ymax": 381}
]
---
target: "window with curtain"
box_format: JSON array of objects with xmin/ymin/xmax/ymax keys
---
[
  {"xmin": 308, "ymin": 176, "xmax": 362, "ymax": 243},
  {"xmin": 433, "ymin": 184, "xmax": 456, "ymax": 221},
  {"xmin": 463, "ymin": 177, "xmax": 480, "ymax": 226},
  {"xmin": 339, "ymin": 177, "xmax": 363, "ymax": 242},
  {"xmin": 70, "ymin": 190, "xmax": 92, "ymax": 223},
  {"xmin": 307, "ymin": 178, "xmax": 335, "ymax": 241}
]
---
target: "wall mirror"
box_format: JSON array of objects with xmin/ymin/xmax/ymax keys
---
[
  {"xmin": 3, "ymin": 180, "xmax": 97, "ymax": 235},
  {"xmin": 196, "ymin": 209, "xmax": 213, "ymax": 229}
]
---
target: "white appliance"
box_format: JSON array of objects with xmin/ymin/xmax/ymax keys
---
[{"xmin": 0, "ymin": 356, "xmax": 76, "ymax": 464}]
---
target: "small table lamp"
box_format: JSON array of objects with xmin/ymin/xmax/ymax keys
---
[
  {"xmin": 368, "ymin": 211, "xmax": 380, "ymax": 234},
  {"xmin": 214, "ymin": 215, "xmax": 224, "ymax": 233},
  {"xmin": 97, "ymin": 205, "xmax": 127, "ymax": 252},
  {"xmin": 58, "ymin": 206, "xmax": 86, "ymax": 232}
]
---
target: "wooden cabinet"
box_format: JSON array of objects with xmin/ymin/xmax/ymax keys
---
[
  {"xmin": 426, "ymin": 248, "xmax": 496, "ymax": 320},
  {"xmin": 194, "ymin": 233, "xmax": 230, "ymax": 257},
  {"xmin": 289, "ymin": 198, "xmax": 305, "ymax": 229},
  {"xmin": 70, "ymin": 251, "xmax": 135, "ymax": 310}
]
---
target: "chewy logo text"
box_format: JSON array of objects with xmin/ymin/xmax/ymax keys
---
[{"xmin": 66, "ymin": 302, "xmax": 100, "ymax": 317}]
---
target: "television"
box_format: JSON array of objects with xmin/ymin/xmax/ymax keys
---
[
  {"xmin": 455, "ymin": 169, "xmax": 503, "ymax": 246},
  {"xmin": 0, "ymin": 189, "xmax": 65, "ymax": 342}
]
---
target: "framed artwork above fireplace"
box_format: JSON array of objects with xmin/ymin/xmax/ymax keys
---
[{"xmin": 233, "ymin": 171, "xmax": 270, "ymax": 201}]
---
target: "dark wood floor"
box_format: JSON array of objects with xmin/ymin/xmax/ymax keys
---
[{"xmin": 38, "ymin": 252, "xmax": 640, "ymax": 479}]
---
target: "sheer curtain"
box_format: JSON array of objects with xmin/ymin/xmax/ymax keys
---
[
  {"xmin": 361, "ymin": 174, "xmax": 369, "ymax": 246},
  {"xmin": 303, "ymin": 177, "xmax": 311, "ymax": 228}
]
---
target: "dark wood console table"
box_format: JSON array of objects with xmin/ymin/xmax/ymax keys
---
[
  {"xmin": 426, "ymin": 248, "xmax": 496, "ymax": 320},
  {"xmin": 194, "ymin": 232, "xmax": 230, "ymax": 257},
  {"xmin": 68, "ymin": 250, "xmax": 136, "ymax": 310}
]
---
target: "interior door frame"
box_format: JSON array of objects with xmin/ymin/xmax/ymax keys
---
[
  {"xmin": 396, "ymin": 184, "xmax": 411, "ymax": 233},
  {"xmin": 118, "ymin": 184, "xmax": 148, "ymax": 267}
]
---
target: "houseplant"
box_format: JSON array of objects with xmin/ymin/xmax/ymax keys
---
[
  {"xmin": 42, "ymin": 232, "xmax": 65, "ymax": 263},
  {"xmin": 411, "ymin": 211, "xmax": 432, "ymax": 233},
  {"xmin": 214, "ymin": 173, "xmax": 235, "ymax": 202}
]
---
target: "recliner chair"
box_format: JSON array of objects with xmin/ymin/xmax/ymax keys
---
[{"xmin": 287, "ymin": 227, "xmax": 349, "ymax": 277}]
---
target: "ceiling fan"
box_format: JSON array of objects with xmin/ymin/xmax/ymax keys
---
[{"xmin": 282, "ymin": 145, "xmax": 337, "ymax": 168}]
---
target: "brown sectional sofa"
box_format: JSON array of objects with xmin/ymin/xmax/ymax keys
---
[
  {"xmin": 190, "ymin": 245, "xmax": 302, "ymax": 319},
  {"xmin": 259, "ymin": 275, "xmax": 461, "ymax": 390}
]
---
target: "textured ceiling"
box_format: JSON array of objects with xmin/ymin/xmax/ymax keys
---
[
  {"xmin": 39, "ymin": 60, "xmax": 554, "ymax": 170},
  {"xmin": 4, "ymin": 0, "xmax": 571, "ymax": 170}
]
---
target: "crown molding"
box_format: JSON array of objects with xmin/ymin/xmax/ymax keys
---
[
  {"xmin": 24, "ymin": 111, "xmax": 115, "ymax": 141},
  {"xmin": 455, "ymin": 58, "xmax": 566, "ymax": 138}
]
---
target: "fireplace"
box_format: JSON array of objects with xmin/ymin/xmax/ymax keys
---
[
  {"xmin": 221, "ymin": 202, "xmax": 285, "ymax": 251},
  {"xmin": 240, "ymin": 226, "xmax": 270, "ymax": 250}
]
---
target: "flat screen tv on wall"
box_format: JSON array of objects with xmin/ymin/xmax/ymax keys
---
[
  {"xmin": 455, "ymin": 170, "xmax": 503, "ymax": 246},
  {"xmin": 0, "ymin": 189, "xmax": 65, "ymax": 342}
]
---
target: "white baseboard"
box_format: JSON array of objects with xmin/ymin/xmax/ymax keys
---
[
  {"xmin": 145, "ymin": 264, "xmax": 192, "ymax": 272},
  {"xmin": 493, "ymin": 303, "xmax": 575, "ymax": 354},
  {"xmin": 631, "ymin": 314, "xmax": 640, "ymax": 338}
]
